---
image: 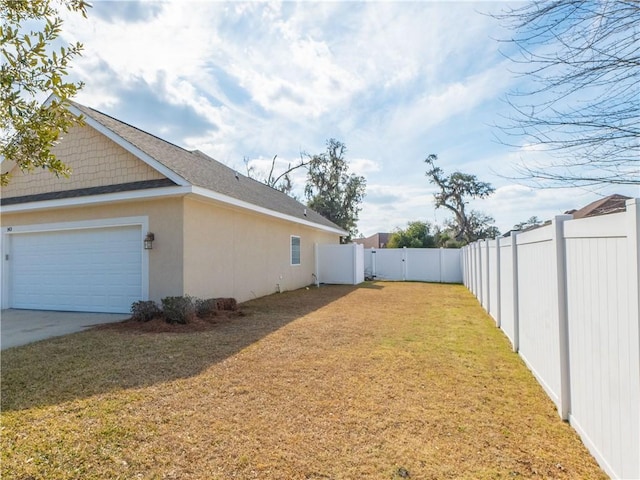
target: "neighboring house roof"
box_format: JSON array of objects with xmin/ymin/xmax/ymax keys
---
[
  {"xmin": 353, "ymin": 232, "xmax": 390, "ymax": 248},
  {"xmin": 502, "ymin": 194, "xmax": 633, "ymax": 237},
  {"xmin": 2, "ymin": 99, "xmax": 346, "ymax": 235},
  {"xmin": 569, "ymin": 194, "xmax": 632, "ymax": 219}
]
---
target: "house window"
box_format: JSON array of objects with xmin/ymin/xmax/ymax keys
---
[{"xmin": 291, "ymin": 236, "xmax": 301, "ymax": 265}]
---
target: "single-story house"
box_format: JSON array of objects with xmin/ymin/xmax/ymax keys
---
[{"xmin": 0, "ymin": 97, "xmax": 345, "ymax": 313}]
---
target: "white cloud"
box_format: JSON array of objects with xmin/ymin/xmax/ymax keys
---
[
  {"xmin": 349, "ymin": 158, "xmax": 381, "ymax": 176},
  {"xmin": 357, "ymin": 183, "xmax": 437, "ymax": 235},
  {"xmin": 55, "ymin": 0, "xmax": 634, "ymax": 241}
]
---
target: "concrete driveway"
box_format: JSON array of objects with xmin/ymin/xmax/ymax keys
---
[{"xmin": 1, "ymin": 310, "xmax": 130, "ymax": 350}]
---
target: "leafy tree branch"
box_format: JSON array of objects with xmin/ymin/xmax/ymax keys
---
[
  {"xmin": 1, "ymin": 0, "xmax": 89, "ymax": 185},
  {"xmin": 305, "ymin": 139, "xmax": 366, "ymax": 241}
]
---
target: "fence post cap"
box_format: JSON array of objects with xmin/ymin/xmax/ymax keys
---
[{"xmin": 553, "ymin": 214, "xmax": 573, "ymax": 223}]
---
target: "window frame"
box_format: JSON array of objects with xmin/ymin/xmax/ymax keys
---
[{"xmin": 290, "ymin": 235, "xmax": 301, "ymax": 266}]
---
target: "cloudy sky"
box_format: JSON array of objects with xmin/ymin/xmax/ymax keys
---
[{"xmin": 58, "ymin": 0, "xmax": 637, "ymax": 236}]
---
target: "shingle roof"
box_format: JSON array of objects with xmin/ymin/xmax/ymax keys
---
[
  {"xmin": 571, "ymin": 194, "xmax": 631, "ymax": 219},
  {"xmin": 69, "ymin": 102, "xmax": 345, "ymax": 233}
]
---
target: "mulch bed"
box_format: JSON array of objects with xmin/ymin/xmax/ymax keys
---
[{"xmin": 96, "ymin": 310, "xmax": 246, "ymax": 333}]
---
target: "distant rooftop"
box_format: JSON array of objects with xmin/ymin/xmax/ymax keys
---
[
  {"xmin": 503, "ymin": 193, "xmax": 633, "ymax": 238},
  {"xmin": 567, "ymin": 194, "xmax": 632, "ymax": 219},
  {"xmin": 353, "ymin": 232, "xmax": 391, "ymax": 249}
]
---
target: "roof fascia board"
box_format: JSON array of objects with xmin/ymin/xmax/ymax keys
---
[
  {"xmin": 2, "ymin": 183, "xmax": 346, "ymax": 235},
  {"xmin": 190, "ymin": 186, "xmax": 347, "ymax": 235},
  {"xmin": 42, "ymin": 92, "xmax": 59, "ymax": 108},
  {"xmin": 1, "ymin": 186, "xmax": 191, "ymax": 214},
  {"xmin": 1, "ymin": 158, "xmax": 16, "ymax": 174},
  {"xmin": 65, "ymin": 103, "xmax": 190, "ymax": 187}
]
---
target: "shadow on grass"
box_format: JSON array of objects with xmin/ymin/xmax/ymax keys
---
[{"xmin": 1, "ymin": 284, "xmax": 361, "ymax": 412}]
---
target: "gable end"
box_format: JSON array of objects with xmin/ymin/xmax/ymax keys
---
[{"xmin": 1, "ymin": 124, "xmax": 170, "ymax": 199}]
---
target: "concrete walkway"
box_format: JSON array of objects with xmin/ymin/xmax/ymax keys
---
[{"xmin": 1, "ymin": 309, "xmax": 130, "ymax": 350}]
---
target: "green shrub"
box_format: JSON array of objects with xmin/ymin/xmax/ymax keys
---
[
  {"xmin": 130, "ymin": 300, "xmax": 161, "ymax": 322},
  {"xmin": 195, "ymin": 298, "xmax": 219, "ymax": 317},
  {"xmin": 161, "ymin": 295, "xmax": 196, "ymax": 324}
]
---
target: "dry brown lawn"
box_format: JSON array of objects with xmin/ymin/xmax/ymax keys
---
[{"xmin": 1, "ymin": 282, "xmax": 605, "ymax": 479}]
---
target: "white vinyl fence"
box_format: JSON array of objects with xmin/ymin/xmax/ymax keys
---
[
  {"xmin": 364, "ymin": 247, "xmax": 462, "ymax": 283},
  {"xmin": 315, "ymin": 243, "xmax": 365, "ymax": 285},
  {"xmin": 315, "ymin": 245, "xmax": 462, "ymax": 285},
  {"xmin": 462, "ymin": 198, "xmax": 640, "ymax": 480}
]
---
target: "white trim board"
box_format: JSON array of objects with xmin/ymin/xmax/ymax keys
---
[
  {"xmin": 2, "ymin": 185, "xmax": 346, "ymax": 236},
  {"xmin": 0, "ymin": 186, "xmax": 191, "ymax": 213}
]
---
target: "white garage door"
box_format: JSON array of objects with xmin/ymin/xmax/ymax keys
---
[{"xmin": 9, "ymin": 225, "xmax": 143, "ymax": 313}]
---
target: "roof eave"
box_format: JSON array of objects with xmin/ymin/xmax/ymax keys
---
[
  {"xmin": 0, "ymin": 186, "xmax": 191, "ymax": 214},
  {"xmin": 1, "ymin": 185, "xmax": 347, "ymax": 236},
  {"xmin": 190, "ymin": 186, "xmax": 347, "ymax": 235}
]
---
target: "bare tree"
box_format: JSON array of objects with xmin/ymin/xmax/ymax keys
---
[
  {"xmin": 494, "ymin": 0, "xmax": 640, "ymax": 186},
  {"xmin": 243, "ymin": 154, "xmax": 308, "ymax": 196}
]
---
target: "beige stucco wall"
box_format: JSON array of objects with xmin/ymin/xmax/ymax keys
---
[
  {"xmin": 2, "ymin": 195, "xmax": 341, "ymax": 307},
  {"xmin": 1, "ymin": 198, "xmax": 185, "ymax": 303},
  {"xmin": 1, "ymin": 124, "xmax": 165, "ymax": 198},
  {"xmin": 0, "ymin": 119, "xmax": 343, "ymax": 310},
  {"xmin": 182, "ymin": 196, "xmax": 340, "ymax": 303}
]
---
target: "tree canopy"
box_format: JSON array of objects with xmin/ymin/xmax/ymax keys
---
[
  {"xmin": 494, "ymin": 0, "xmax": 640, "ymax": 186},
  {"xmin": 1, "ymin": 0, "xmax": 88, "ymax": 185},
  {"xmin": 435, "ymin": 212, "xmax": 500, "ymax": 248},
  {"xmin": 305, "ymin": 139, "xmax": 366, "ymax": 241},
  {"xmin": 513, "ymin": 216, "xmax": 543, "ymax": 232},
  {"xmin": 424, "ymin": 154, "xmax": 498, "ymax": 245},
  {"xmin": 387, "ymin": 221, "xmax": 436, "ymax": 249}
]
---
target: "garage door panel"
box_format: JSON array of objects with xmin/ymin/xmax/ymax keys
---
[{"xmin": 9, "ymin": 225, "xmax": 143, "ymax": 313}]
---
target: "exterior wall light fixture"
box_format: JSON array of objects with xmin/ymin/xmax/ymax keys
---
[{"xmin": 144, "ymin": 232, "xmax": 155, "ymax": 250}]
